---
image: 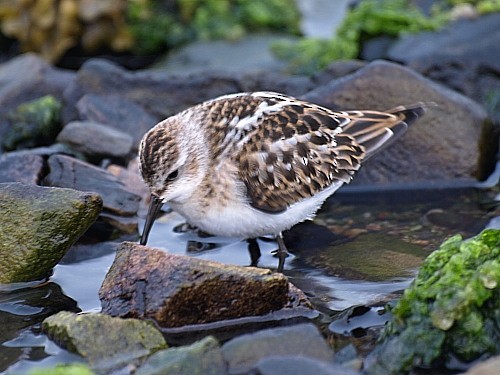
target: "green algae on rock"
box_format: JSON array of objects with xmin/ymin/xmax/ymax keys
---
[
  {"xmin": 2, "ymin": 95, "xmax": 62, "ymax": 151},
  {"xmin": 365, "ymin": 229, "xmax": 500, "ymax": 374},
  {"xmin": 27, "ymin": 363, "xmax": 94, "ymax": 375},
  {"xmin": 0, "ymin": 183, "xmax": 102, "ymax": 283},
  {"xmin": 42, "ymin": 311, "xmax": 167, "ymax": 372}
]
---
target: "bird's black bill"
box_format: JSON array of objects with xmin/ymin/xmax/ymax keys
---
[{"xmin": 140, "ymin": 195, "xmax": 163, "ymax": 246}]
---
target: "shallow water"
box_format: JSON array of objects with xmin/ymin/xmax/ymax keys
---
[{"xmin": 0, "ymin": 184, "xmax": 497, "ymax": 374}]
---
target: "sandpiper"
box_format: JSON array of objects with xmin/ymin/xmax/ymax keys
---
[{"xmin": 138, "ymin": 91, "xmax": 429, "ymax": 272}]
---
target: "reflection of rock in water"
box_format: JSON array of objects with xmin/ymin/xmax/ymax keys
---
[{"xmin": 0, "ymin": 282, "xmax": 79, "ymax": 372}]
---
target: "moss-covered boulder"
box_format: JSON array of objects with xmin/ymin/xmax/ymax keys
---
[
  {"xmin": 2, "ymin": 95, "xmax": 62, "ymax": 151},
  {"xmin": 365, "ymin": 229, "xmax": 500, "ymax": 374},
  {"xmin": 0, "ymin": 183, "xmax": 102, "ymax": 283},
  {"xmin": 42, "ymin": 311, "xmax": 167, "ymax": 372}
]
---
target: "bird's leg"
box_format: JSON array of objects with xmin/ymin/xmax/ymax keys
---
[
  {"xmin": 247, "ymin": 238, "xmax": 261, "ymax": 267},
  {"xmin": 275, "ymin": 233, "xmax": 289, "ymax": 273}
]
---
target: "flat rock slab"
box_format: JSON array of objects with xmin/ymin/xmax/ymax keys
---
[
  {"xmin": 45, "ymin": 154, "xmax": 141, "ymax": 216},
  {"xmin": 99, "ymin": 242, "xmax": 289, "ymax": 328},
  {"xmin": 136, "ymin": 336, "xmax": 226, "ymax": 375},
  {"xmin": 221, "ymin": 323, "xmax": 333, "ymax": 375},
  {"xmin": 56, "ymin": 120, "xmax": 134, "ymax": 161},
  {"xmin": 42, "ymin": 311, "xmax": 166, "ymax": 372},
  {"xmin": 303, "ymin": 60, "xmax": 490, "ymax": 184},
  {"xmin": 0, "ymin": 153, "xmax": 45, "ymax": 184},
  {"xmin": 0, "ymin": 183, "xmax": 102, "ymax": 283}
]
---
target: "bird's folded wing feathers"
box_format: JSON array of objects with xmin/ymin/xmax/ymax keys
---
[{"xmin": 234, "ymin": 99, "xmax": 427, "ymax": 213}]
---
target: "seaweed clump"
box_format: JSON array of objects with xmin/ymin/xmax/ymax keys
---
[{"xmin": 366, "ymin": 229, "xmax": 500, "ymax": 374}]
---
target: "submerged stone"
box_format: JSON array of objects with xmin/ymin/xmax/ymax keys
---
[
  {"xmin": 365, "ymin": 229, "xmax": 500, "ymax": 374},
  {"xmin": 0, "ymin": 183, "xmax": 102, "ymax": 283},
  {"xmin": 99, "ymin": 242, "xmax": 289, "ymax": 327},
  {"xmin": 42, "ymin": 311, "xmax": 166, "ymax": 372},
  {"xmin": 135, "ymin": 336, "xmax": 226, "ymax": 375},
  {"xmin": 305, "ymin": 233, "xmax": 427, "ymax": 281}
]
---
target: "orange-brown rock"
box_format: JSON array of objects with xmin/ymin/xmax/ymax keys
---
[{"xmin": 99, "ymin": 242, "xmax": 289, "ymax": 328}]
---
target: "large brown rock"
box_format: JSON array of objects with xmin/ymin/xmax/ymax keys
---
[
  {"xmin": 99, "ymin": 242, "xmax": 289, "ymax": 328},
  {"xmin": 303, "ymin": 60, "xmax": 492, "ymax": 184}
]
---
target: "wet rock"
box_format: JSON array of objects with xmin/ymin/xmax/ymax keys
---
[
  {"xmin": 99, "ymin": 242, "xmax": 289, "ymax": 328},
  {"xmin": 56, "ymin": 121, "xmax": 134, "ymax": 162},
  {"xmin": 136, "ymin": 336, "xmax": 226, "ymax": 375},
  {"xmin": 0, "ymin": 183, "xmax": 102, "ymax": 283},
  {"xmin": 303, "ymin": 60, "xmax": 491, "ymax": 184},
  {"xmin": 0, "ymin": 153, "xmax": 45, "ymax": 184},
  {"xmin": 221, "ymin": 323, "xmax": 333, "ymax": 374},
  {"xmin": 302, "ymin": 232, "xmax": 428, "ymax": 281},
  {"xmin": 45, "ymin": 154, "xmax": 141, "ymax": 216},
  {"xmin": 42, "ymin": 311, "xmax": 166, "ymax": 373},
  {"xmin": 0, "ymin": 53, "xmax": 74, "ymax": 117},
  {"xmin": 2, "ymin": 95, "xmax": 62, "ymax": 151},
  {"xmin": 388, "ymin": 13, "xmax": 500, "ymax": 117},
  {"xmin": 63, "ymin": 58, "xmax": 241, "ymax": 120},
  {"xmin": 75, "ymin": 94, "xmax": 159, "ymax": 148},
  {"xmin": 250, "ymin": 356, "xmax": 358, "ymax": 375}
]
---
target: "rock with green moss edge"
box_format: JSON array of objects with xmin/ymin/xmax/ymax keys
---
[
  {"xmin": 27, "ymin": 363, "xmax": 94, "ymax": 375},
  {"xmin": 2, "ymin": 95, "xmax": 62, "ymax": 151},
  {"xmin": 42, "ymin": 311, "xmax": 167, "ymax": 373},
  {"xmin": 365, "ymin": 229, "xmax": 500, "ymax": 374},
  {"xmin": 135, "ymin": 336, "xmax": 226, "ymax": 375},
  {"xmin": 0, "ymin": 183, "xmax": 102, "ymax": 283}
]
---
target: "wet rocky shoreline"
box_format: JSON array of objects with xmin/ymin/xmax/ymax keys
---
[{"xmin": 0, "ymin": 10, "xmax": 499, "ymax": 375}]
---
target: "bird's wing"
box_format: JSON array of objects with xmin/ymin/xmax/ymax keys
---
[{"xmin": 221, "ymin": 93, "xmax": 427, "ymax": 213}]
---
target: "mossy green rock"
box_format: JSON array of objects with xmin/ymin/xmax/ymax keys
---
[
  {"xmin": 135, "ymin": 336, "xmax": 225, "ymax": 375},
  {"xmin": 2, "ymin": 95, "xmax": 62, "ymax": 151},
  {"xmin": 0, "ymin": 183, "xmax": 102, "ymax": 283},
  {"xmin": 366, "ymin": 229, "xmax": 500, "ymax": 374},
  {"xmin": 28, "ymin": 363, "xmax": 94, "ymax": 375},
  {"xmin": 42, "ymin": 311, "xmax": 167, "ymax": 372}
]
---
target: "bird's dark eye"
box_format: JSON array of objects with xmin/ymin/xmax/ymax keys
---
[{"xmin": 166, "ymin": 170, "xmax": 178, "ymax": 182}]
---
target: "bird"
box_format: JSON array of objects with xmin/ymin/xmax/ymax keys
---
[{"xmin": 138, "ymin": 91, "xmax": 429, "ymax": 272}]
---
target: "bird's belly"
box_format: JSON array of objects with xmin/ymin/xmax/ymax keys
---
[{"xmin": 169, "ymin": 181, "xmax": 343, "ymax": 238}]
